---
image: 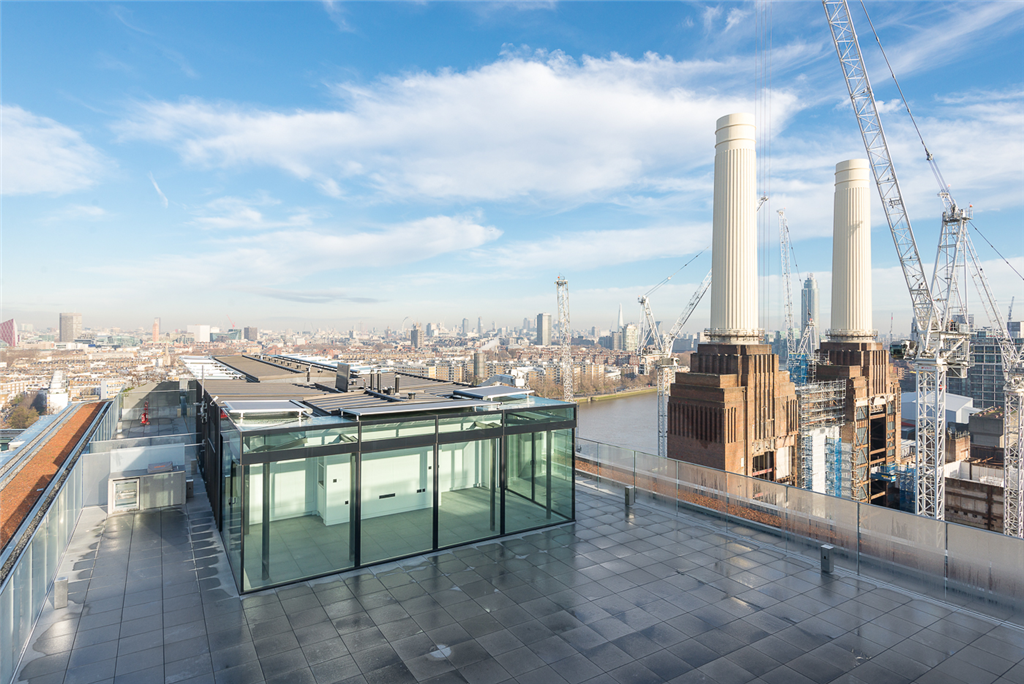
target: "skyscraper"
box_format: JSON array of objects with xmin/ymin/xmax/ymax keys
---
[
  {"xmin": 153, "ymin": 317, "xmax": 161, "ymax": 342},
  {"xmin": 623, "ymin": 323, "xmax": 638, "ymax": 354},
  {"xmin": 477, "ymin": 317, "xmax": 483, "ymax": 335},
  {"xmin": 59, "ymin": 313, "xmax": 81, "ymax": 343},
  {"xmin": 801, "ymin": 274, "xmax": 820, "ymax": 334},
  {"xmin": 461, "ymin": 318, "xmax": 469, "ymax": 335},
  {"xmin": 536, "ymin": 313, "xmax": 552, "ymax": 346},
  {"xmin": 616, "ymin": 305, "xmax": 624, "ymax": 332},
  {"xmin": 410, "ymin": 324, "xmax": 423, "ymax": 349},
  {"xmin": 0, "ymin": 319, "xmax": 18, "ymax": 348}
]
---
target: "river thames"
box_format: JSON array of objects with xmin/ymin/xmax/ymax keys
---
[{"xmin": 576, "ymin": 391, "xmax": 658, "ymax": 455}]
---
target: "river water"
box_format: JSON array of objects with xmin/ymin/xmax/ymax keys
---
[{"xmin": 576, "ymin": 391, "xmax": 658, "ymax": 455}]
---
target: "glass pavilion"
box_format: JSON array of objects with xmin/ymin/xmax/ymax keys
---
[{"xmin": 208, "ymin": 389, "xmax": 575, "ymax": 592}]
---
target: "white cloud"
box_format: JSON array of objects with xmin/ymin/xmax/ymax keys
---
[
  {"xmin": 479, "ymin": 224, "xmax": 711, "ymax": 272},
  {"xmin": 46, "ymin": 205, "xmax": 107, "ymax": 222},
  {"xmin": 2, "ymin": 105, "xmax": 107, "ymax": 195},
  {"xmin": 320, "ymin": 0, "xmax": 354, "ymax": 32},
  {"xmin": 724, "ymin": 8, "xmax": 748, "ymax": 33},
  {"xmin": 702, "ymin": 6, "xmax": 722, "ymax": 34},
  {"xmin": 115, "ymin": 51, "xmax": 804, "ymax": 203},
  {"xmin": 191, "ymin": 194, "xmax": 315, "ymax": 230},
  {"xmin": 149, "ymin": 173, "xmax": 169, "ymax": 208},
  {"xmin": 871, "ymin": 3, "xmax": 1023, "ymax": 79},
  {"xmin": 107, "ymin": 214, "xmax": 503, "ymax": 289}
]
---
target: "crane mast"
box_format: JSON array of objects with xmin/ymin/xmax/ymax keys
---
[
  {"xmin": 823, "ymin": 0, "xmax": 969, "ymax": 520},
  {"xmin": 657, "ymin": 271, "xmax": 712, "ymax": 457},
  {"xmin": 556, "ymin": 276, "xmax": 573, "ymax": 403},
  {"xmin": 961, "ymin": 235, "xmax": 1024, "ymax": 537},
  {"xmin": 777, "ymin": 210, "xmax": 797, "ymax": 360}
]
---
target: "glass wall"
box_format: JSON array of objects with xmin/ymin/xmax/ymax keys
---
[
  {"xmin": 244, "ymin": 455, "xmax": 354, "ymax": 591},
  {"xmin": 575, "ymin": 437, "xmax": 1024, "ymax": 625},
  {"xmin": 0, "ymin": 443, "xmax": 87, "ymax": 684},
  {"xmin": 506, "ymin": 429, "xmax": 573, "ymax": 533},
  {"xmin": 243, "ymin": 425, "xmax": 357, "ymax": 454},
  {"xmin": 438, "ymin": 439, "xmax": 497, "ymax": 547},
  {"xmin": 225, "ymin": 403, "xmax": 576, "ymax": 592},
  {"xmin": 360, "ymin": 446, "xmax": 434, "ymax": 564},
  {"xmin": 221, "ymin": 428, "xmax": 242, "ymax": 588}
]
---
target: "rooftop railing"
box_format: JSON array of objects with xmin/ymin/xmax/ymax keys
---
[{"xmin": 575, "ymin": 438, "xmax": 1023, "ymax": 626}]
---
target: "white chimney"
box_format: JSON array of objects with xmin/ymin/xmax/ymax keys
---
[
  {"xmin": 708, "ymin": 113, "xmax": 761, "ymax": 344},
  {"xmin": 829, "ymin": 159, "xmax": 875, "ymax": 341}
]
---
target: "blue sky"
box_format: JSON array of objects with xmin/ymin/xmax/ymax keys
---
[{"xmin": 3, "ymin": 1, "xmax": 1022, "ymax": 336}]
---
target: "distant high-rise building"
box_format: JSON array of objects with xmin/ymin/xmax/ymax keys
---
[
  {"xmin": 187, "ymin": 324, "xmax": 212, "ymax": 343},
  {"xmin": 59, "ymin": 313, "xmax": 81, "ymax": 343},
  {"xmin": 477, "ymin": 317, "xmax": 482, "ymax": 335},
  {"xmin": 0, "ymin": 319, "xmax": 18, "ymax": 347},
  {"xmin": 522, "ymin": 317, "xmax": 530, "ymax": 332},
  {"xmin": 153, "ymin": 317, "xmax": 161, "ymax": 342},
  {"xmin": 426, "ymin": 323, "xmax": 435, "ymax": 337},
  {"xmin": 800, "ymin": 274, "xmax": 820, "ymax": 336},
  {"xmin": 244, "ymin": 326, "xmax": 259, "ymax": 341},
  {"xmin": 617, "ymin": 305, "xmax": 624, "ymax": 332},
  {"xmin": 623, "ymin": 323, "xmax": 638, "ymax": 354},
  {"xmin": 473, "ymin": 351, "xmax": 485, "ymax": 379},
  {"xmin": 410, "ymin": 324, "xmax": 423, "ymax": 349},
  {"xmin": 536, "ymin": 313, "xmax": 552, "ymax": 346},
  {"xmin": 461, "ymin": 318, "xmax": 469, "ymax": 335}
]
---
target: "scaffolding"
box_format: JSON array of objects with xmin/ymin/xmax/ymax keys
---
[
  {"xmin": 825, "ymin": 438, "xmax": 851, "ymax": 498},
  {"xmin": 789, "ymin": 354, "xmax": 811, "ymax": 386},
  {"xmin": 796, "ymin": 380, "xmax": 847, "ymax": 491},
  {"xmin": 898, "ymin": 465, "xmax": 917, "ymax": 512}
]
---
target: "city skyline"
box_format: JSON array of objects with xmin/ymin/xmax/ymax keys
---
[{"xmin": 3, "ymin": 2, "xmax": 1022, "ymax": 335}]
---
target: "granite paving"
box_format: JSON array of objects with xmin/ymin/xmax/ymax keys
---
[{"xmin": 13, "ymin": 475, "xmax": 1024, "ymax": 684}]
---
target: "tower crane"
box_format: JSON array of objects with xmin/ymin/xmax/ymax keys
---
[
  {"xmin": 777, "ymin": 210, "xmax": 798, "ymax": 363},
  {"xmin": 635, "ymin": 249, "xmax": 708, "ymax": 356},
  {"xmin": 824, "ymin": 0, "xmax": 970, "ymax": 519},
  {"xmin": 1009, "ymin": 297, "xmax": 1015, "ymax": 323},
  {"xmin": 961, "ymin": 235, "xmax": 1024, "ymax": 536},
  {"xmin": 556, "ymin": 276, "xmax": 573, "ymax": 403},
  {"xmin": 656, "ymin": 270, "xmax": 712, "ymax": 458},
  {"xmin": 778, "ymin": 209, "xmax": 818, "ymax": 384}
]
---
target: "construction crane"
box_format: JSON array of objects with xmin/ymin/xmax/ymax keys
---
[
  {"xmin": 777, "ymin": 209, "xmax": 820, "ymax": 384},
  {"xmin": 824, "ymin": 0, "xmax": 971, "ymax": 520},
  {"xmin": 778, "ymin": 210, "xmax": 798, "ymax": 364},
  {"xmin": 635, "ymin": 249, "xmax": 708, "ymax": 356},
  {"xmin": 556, "ymin": 276, "xmax": 573, "ymax": 403},
  {"xmin": 656, "ymin": 271, "xmax": 713, "ymax": 458},
  {"xmin": 961, "ymin": 235, "xmax": 1024, "ymax": 537},
  {"xmin": 1009, "ymin": 296, "xmax": 1015, "ymax": 323}
]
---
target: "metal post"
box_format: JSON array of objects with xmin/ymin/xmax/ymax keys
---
[
  {"xmin": 261, "ymin": 464, "xmax": 271, "ymax": 581},
  {"xmin": 490, "ymin": 440, "xmax": 496, "ymax": 532},
  {"xmin": 546, "ymin": 433, "xmax": 552, "ymax": 519}
]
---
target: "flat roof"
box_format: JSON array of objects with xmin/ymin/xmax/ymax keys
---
[
  {"xmin": 200, "ymin": 379, "xmax": 334, "ymax": 401},
  {"xmin": 453, "ymin": 386, "xmax": 534, "ymax": 400},
  {"xmin": 339, "ymin": 399, "xmax": 494, "ymax": 418},
  {"xmin": 222, "ymin": 400, "xmax": 311, "ymax": 415},
  {"xmin": 15, "ymin": 480, "xmax": 1023, "ymax": 684}
]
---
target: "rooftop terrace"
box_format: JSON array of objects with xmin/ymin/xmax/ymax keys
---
[{"xmin": 12, "ymin": 473, "xmax": 1023, "ymax": 684}]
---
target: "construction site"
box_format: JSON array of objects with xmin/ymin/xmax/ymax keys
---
[{"xmin": 595, "ymin": 1, "xmax": 1024, "ymax": 538}]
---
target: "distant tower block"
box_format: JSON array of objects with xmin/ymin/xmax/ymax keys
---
[
  {"xmin": 708, "ymin": 113, "xmax": 761, "ymax": 343},
  {"xmin": 829, "ymin": 159, "xmax": 875, "ymax": 341},
  {"xmin": 153, "ymin": 317, "xmax": 161, "ymax": 342}
]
